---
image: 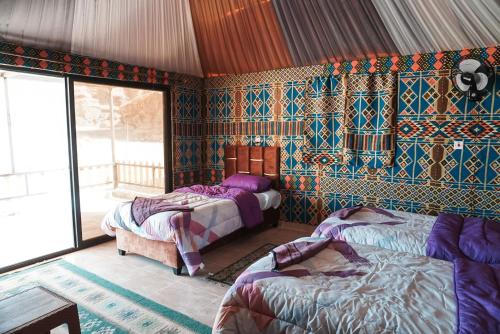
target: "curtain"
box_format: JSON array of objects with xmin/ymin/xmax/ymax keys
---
[{"xmin": 304, "ymin": 73, "xmax": 397, "ymax": 168}]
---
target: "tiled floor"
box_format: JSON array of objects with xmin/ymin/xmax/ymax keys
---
[{"xmin": 62, "ymin": 222, "xmax": 314, "ymax": 327}]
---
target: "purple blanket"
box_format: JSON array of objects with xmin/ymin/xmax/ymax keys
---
[
  {"xmin": 271, "ymin": 239, "xmax": 330, "ymax": 270},
  {"xmin": 271, "ymin": 239, "xmax": 369, "ymax": 270},
  {"xmin": 131, "ymin": 197, "xmax": 193, "ymax": 226},
  {"xmin": 454, "ymin": 258, "xmax": 500, "ymax": 333},
  {"xmin": 176, "ymin": 185, "xmax": 263, "ymax": 228},
  {"xmin": 426, "ymin": 213, "xmax": 500, "ymax": 263}
]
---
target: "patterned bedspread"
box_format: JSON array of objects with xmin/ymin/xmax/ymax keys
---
[
  {"xmin": 213, "ymin": 236, "xmax": 456, "ymax": 333},
  {"xmin": 102, "ymin": 191, "xmax": 244, "ymax": 275},
  {"xmin": 313, "ymin": 207, "xmax": 436, "ymax": 256}
]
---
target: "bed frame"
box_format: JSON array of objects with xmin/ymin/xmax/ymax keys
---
[{"xmin": 116, "ymin": 145, "xmax": 281, "ymax": 275}]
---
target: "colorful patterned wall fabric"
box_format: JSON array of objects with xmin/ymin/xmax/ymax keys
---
[
  {"xmin": 0, "ymin": 41, "xmax": 170, "ymax": 84},
  {"xmin": 303, "ymin": 73, "xmax": 397, "ymax": 168},
  {"xmin": 303, "ymin": 76, "xmax": 346, "ymax": 165},
  {"xmin": 172, "ymin": 75, "xmax": 204, "ymax": 188},
  {"xmin": 204, "ymin": 46, "xmax": 500, "ymax": 224},
  {"xmin": 342, "ymin": 73, "xmax": 397, "ymax": 168}
]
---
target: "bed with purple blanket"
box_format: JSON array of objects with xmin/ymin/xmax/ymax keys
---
[
  {"xmin": 101, "ymin": 145, "xmax": 281, "ymax": 276},
  {"xmin": 214, "ymin": 231, "xmax": 500, "ymax": 333},
  {"xmin": 313, "ymin": 206, "xmax": 500, "ymax": 262}
]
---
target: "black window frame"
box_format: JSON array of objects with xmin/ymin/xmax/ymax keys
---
[{"xmin": 67, "ymin": 75, "xmax": 173, "ymax": 248}]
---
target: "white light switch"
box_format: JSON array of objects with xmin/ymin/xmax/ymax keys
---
[{"xmin": 454, "ymin": 140, "xmax": 464, "ymax": 150}]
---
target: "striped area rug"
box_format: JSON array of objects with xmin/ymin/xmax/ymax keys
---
[{"xmin": 0, "ymin": 260, "xmax": 211, "ymax": 334}]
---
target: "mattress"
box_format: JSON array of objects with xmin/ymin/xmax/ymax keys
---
[{"xmin": 253, "ymin": 188, "xmax": 281, "ymax": 211}]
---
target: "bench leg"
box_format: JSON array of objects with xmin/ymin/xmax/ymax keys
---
[
  {"xmin": 118, "ymin": 249, "xmax": 126, "ymax": 256},
  {"xmin": 67, "ymin": 319, "xmax": 81, "ymax": 334},
  {"xmin": 67, "ymin": 305, "xmax": 81, "ymax": 334}
]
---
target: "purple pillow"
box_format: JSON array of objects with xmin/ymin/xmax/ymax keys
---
[{"xmin": 221, "ymin": 174, "xmax": 272, "ymax": 193}]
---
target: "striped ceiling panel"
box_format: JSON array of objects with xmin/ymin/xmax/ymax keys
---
[
  {"xmin": 272, "ymin": 0, "xmax": 399, "ymax": 66},
  {"xmin": 189, "ymin": 0, "xmax": 293, "ymax": 77},
  {"xmin": 372, "ymin": 0, "xmax": 500, "ymax": 56}
]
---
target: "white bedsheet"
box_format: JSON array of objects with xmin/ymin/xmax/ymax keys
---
[{"xmin": 254, "ymin": 188, "xmax": 281, "ymax": 210}]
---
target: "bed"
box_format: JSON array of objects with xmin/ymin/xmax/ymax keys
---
[
  {"xmin": 312, "ymin": 206, "xmax": 436, "ymax": 256},
  {"xmin": 101, "ymin": 145, "xmax": 281, "ymax": 275},
  {"xmin": 213, "ymin": 233, "xmax": 500, "ymax": 333},
  {"xmin": 313, "ymin": 206, "xmax": 500, "ymax": 263}
]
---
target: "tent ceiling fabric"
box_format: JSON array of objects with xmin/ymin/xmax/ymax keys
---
[
  {"xmin": 372, "ymin": 0, "xmax": 500, "ymax": 55},
  {"xmin": 189, "ymin": 0, "xmax": 293, "ymax": 77},
  {"xmin": 0, "ymin": 0, "xmax": 75, "ymax": 51},
  {"xmin": 71, "ymin": 0, "xmax": 202, "ymax": 77},
  {"xmin": 0, "ymin": 0, "xmax": 499, "ymax": 77},
  {"xmin": 272, "ymin": 0, "xmax": 399, "ymax": 66}
]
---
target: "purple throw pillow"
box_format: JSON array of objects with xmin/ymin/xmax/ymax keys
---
[{"xmin": 221, "ymin": 174, "xmax": 272, "ymax": 193}]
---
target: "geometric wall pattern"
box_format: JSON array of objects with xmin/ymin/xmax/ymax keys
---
[
  {"xmin": 205, "ymin": 46, "xmax": 500, "ymax": 224},
  {"xmin": 173, "ymin": 82, "xmax": 204, "ymax": 188},
  {"xmin": 0, "ymin": 41, "xmax": 498, "ymax": 224}
]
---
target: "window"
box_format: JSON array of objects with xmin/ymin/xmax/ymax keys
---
[
  {"xmin": 0, "ymin": 70, "xmax": 73, "ymax": 268},
  {"xmin": 72, "ymin": 81, "xmax": 167, "ymax": 241}
]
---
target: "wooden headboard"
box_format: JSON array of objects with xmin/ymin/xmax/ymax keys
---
[{"xmin": 224, "ymin": 145, "xmax": 280, "ymax": 189}]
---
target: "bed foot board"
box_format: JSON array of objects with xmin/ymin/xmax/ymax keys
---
[{"xmin": 116, "ymin": 229, "xmax": 184, "ymax": 275}]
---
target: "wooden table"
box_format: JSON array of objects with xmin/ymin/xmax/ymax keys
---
[{"xmin": 0, "ymin": 286, "xmax": 81, "ymax": 334}]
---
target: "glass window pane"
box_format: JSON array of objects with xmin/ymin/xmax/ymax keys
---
[
  {"xmin": 0, "ymin": 71, "xmax": 74, "ymax": 269},
  {"xmin": 74, "ymin": 82, "xmax": 164, "ymax": 241}
]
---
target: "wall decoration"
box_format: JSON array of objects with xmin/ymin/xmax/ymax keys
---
[{"xmin": 303, "ymin": 73, "xmax": 397, "ymax": 168}]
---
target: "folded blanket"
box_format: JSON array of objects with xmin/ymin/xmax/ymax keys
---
[
  {"xmin": 426, "ymin": 213, "xmax": 500, "ymax": 263},
  {"xmin": 131, "ymin": 197, "xmax": 193, "ymax": 226},
  {"xmin": 176, "ymin": 185, "xmax": 263, "ymax": 228},
  {"xmin": 454, "ymin": 258, "xmax": 500, "ymax": 333},
  {"xmin": 271, "ymin": 239, "xmax": 330, "ymax": 270}
]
